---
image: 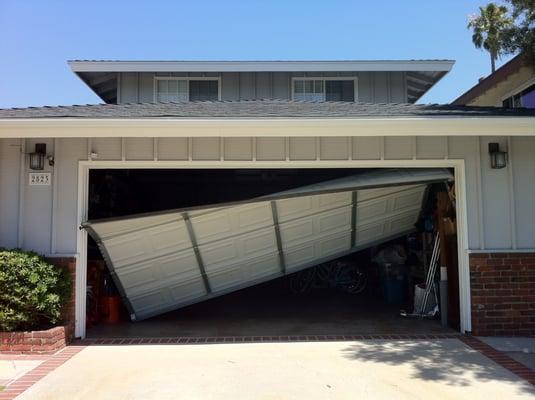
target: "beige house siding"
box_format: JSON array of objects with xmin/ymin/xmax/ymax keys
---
[{"xmin": 466, "ymin": 66, "xmax": 535, "ymax": 107}]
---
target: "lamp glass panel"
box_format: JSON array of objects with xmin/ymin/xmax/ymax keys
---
[{"xmin": 29, "ymin": 152, "xmax": 44, "ymax": 170}]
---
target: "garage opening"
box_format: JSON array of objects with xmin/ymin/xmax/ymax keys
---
[{"xmin": 83, "ymin": 168, "xmax": 460, "ymax": 338}]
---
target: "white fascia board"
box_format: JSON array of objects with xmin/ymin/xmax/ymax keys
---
[
  {"xmin": 0, "ymin": 117, "xmax": 533, "ymax": 138},
  {"xmin": 68, "ymin": 60, "xmax": 455, "ymax": 73}
]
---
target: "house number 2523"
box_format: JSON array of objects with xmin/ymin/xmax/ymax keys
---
[{"xmin": 29, "ymin": 173, "xmax": 51, "ymax": 186}]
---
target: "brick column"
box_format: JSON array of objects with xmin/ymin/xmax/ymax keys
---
[
  {"xmin": 470, "ymin": 252, "xmax": 535, "ymax": 336},
  {"xmin": 45, "ymin": 257, "xmax": 77, "ymax": 342}
]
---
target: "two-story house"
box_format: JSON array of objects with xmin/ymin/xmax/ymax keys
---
[{"xmin": 1, "ymin": 59, "xmax": 534, "ymax": 340}]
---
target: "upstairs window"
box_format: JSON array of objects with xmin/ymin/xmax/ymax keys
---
[
  {"xmin": 502, "ymin": 83, "xmax": 535, "ymax": 109},
  {"xmin": 293, "ymin": 78, "xmax": 356, "ymax": 102},
  {"xmin": 189, "ymin": 80, "xmax": 219, "ymax": 101},
  {"xmin": 293, "ymin": 80, "xmax": 325, "ymax": 101},
  {"xmin": 156, "ymin": 79, "xmax": 188, "ymax": 102},
  {"xmin": 155, "ymin": 78, "xmax": 219, "ymax": 102}
]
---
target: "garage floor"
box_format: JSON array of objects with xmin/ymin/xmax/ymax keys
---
[{"xmin": 88, "ymin": 278, "xmax": 456, "ymax": 338}]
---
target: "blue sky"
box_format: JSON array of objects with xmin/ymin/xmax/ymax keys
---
[{"xmin": 0, "ymin": 0, "xmax": 513, "ymax": 108}]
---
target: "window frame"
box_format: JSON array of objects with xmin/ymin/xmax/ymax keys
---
[
  {"xmin": 500, "ymin": 76, "xmax": 535, "ymax": 107},
  {"xmin": 291, "ymin": 76, "xmax": 359, "ymax": 102},
  {"xmin": 153, "ymin": 76, "xmax": 221, "ymax": 102}
]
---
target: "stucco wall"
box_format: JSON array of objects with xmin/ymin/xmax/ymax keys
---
[{"xmin": 1, "ymin": 136, "xmax": 535, "ymax": 255}]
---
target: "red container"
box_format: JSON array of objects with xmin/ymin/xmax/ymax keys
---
[{"xmin": 100, "ymin": 295, "xmax": 122, "ymax": 323}]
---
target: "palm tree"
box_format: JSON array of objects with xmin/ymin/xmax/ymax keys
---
[{"xmin": 468, "ymin": 3, "xmax": 513, "ymax": 73}]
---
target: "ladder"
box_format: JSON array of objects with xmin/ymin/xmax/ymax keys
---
[{"xmin": 401, "ymin": 232, "xmax": 440, "ymax": 318}]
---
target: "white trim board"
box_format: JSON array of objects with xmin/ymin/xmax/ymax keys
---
[
  {"xmin": 75, "ymin": 159, "xmax": 471, "ymax": 338},
  {"xmin": 2, "ymin": 117, "xmax": 535, "ymax": 138},
  {"xmin": 69, "ymin": 60, "xmax": 455, "ymax": 73}
]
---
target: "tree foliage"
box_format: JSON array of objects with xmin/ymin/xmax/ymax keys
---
[
  {"xmin": 503, "ymin": 0, "xmax": 535, "ymax": 65},
  {"xmin": 468, "ymin": 3, "xmax": 513, "ymax": 72},
  {"xmin": 0, "ymin": 249, "xmax": 71, "ymax": 332}
]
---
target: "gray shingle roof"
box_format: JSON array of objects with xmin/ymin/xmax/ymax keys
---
[{"xmin": 1, "ymin": 100, "xmax": 535, "ymax": 119}]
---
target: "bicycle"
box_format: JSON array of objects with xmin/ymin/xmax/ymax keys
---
[{"xmin": 289, "ymin": 260, "xmax": 367, "ymax": 295}]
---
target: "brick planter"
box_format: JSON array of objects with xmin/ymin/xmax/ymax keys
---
[{"xmin": 0, "ymin": 326, "xmax": 67, "ymax": 354}]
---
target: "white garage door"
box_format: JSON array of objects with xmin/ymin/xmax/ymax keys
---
[{"xmin": 83, "ymin": 168, "xmax": 452, "ymax": 321}]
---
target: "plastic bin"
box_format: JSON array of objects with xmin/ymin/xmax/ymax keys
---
[{"xmin": 383, "ymin": 278, "xmax": 405, "ymax": 303}]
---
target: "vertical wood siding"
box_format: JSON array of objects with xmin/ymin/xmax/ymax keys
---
[
  {"xmin": 0, "ymin": 138, "xmax": 22, "ymax": 248},
  {"xmin": 1, "ymin": 136, "xmax": 534, "ymax": 255},
  {"xmin": 118, "ymin": 72, "xmax": 407, "ymax": 103}
]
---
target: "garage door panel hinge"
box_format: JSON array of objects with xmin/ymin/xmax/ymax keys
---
[{"xmin": 182, "ymin": 212, "xmax": 212, "ymax": 293}]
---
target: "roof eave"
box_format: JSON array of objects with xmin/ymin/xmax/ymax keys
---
[
  {"xmin": 1, "ymin": 116, "xmax": 533, "ymax": 138},
  {"xmin": 68, "ymin": 60, "xmax": 455, "ymax": 73}
]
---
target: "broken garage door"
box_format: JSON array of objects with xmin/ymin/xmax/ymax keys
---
[{"xmin": 83, "ymin": 168, "xmax": 452, "ymax": 321}]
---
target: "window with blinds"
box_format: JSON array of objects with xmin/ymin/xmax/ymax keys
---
[
  {"xmin": 155, "ymin": 79, "xmax": 219, "ymax": 102},
  {"xmin": 293, "ymin": 79, "xmax": 355, "ymax": 102}
]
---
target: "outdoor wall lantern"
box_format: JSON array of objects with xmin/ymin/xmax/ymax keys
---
[
  {"xmin": 29, "ymin": 143, "xmax": 46, "ymax": 170},
  {"xmin": 488, "ymin": 142, "xmax": 507, "ymax": 169}
]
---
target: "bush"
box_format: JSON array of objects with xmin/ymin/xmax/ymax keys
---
[{"xmin": 0, "ymin": 249, "xmax": 71, "ymax": 332}]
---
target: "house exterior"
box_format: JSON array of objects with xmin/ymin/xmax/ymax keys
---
[
  {"xmin": 1, "ymin": 59, "xmax": 535, "ymax": 339},
  {"xmin": 453, "ymin": 54, "xmax": 535, "ymax": 108}
]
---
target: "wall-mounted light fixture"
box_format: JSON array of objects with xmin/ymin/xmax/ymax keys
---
[
  {"xmin": 488, "ymin": 142, "xmax": 507, "ymax": 169},
  {"xmin": 29, "ymin": 143, "xmax": 46, "ymax": 170}
]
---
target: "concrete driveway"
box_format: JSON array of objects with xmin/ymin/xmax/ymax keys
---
[{"xmin": 14, "ymin": 339, "xmax": 535, "ymax": 400}]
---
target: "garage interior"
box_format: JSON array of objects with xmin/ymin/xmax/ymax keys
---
[{"xmin": 84, "ymin": 168, "xmax": 460, "ymax": 338}]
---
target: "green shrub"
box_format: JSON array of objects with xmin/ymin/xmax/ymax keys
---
[{"xmin": 0, "ymin": 249, "xmax": 71, "ymax": 332}]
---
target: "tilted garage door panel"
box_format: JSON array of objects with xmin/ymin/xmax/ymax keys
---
[
  {"xmin": 129, "ymin": 277, "xmax": 207, "ymax": 319},
  {"xmin": 91, "ymin": 213, "xmax": 184, "ymax": 240},
  {"xmin": 200, "ymin": 228, "xmax": 278, "ymax": 270},
  {"xmin": 84, "ymin": 168, "xmax": 452, "ymax": 320},
  {"xmin": 276, "ymin": 192, "xmax": 351, "ymax": 223},
  {"xmin": 284, "ymin": 231, "xmax": 352, "ymax": 271},
  {"xmin": 206, "ymin": 253, "xmax": 281, "ymax": 292},
  {"xmin": 104, "ymin": 221, "xmax": 192, "ymax": 268},
  {"xmin": 192, "ymin": 202, "xmax": 273, "ymax": 245},
  {"xmin": 117, "ymin": 249, "xmax": 201, "ymax": 296}
]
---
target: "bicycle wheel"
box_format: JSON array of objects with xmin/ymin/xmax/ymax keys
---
[
  {"xmin": 289, "ymin": 268, "xmax": 315, "ymax": 294},
  {"xmin": 337, "ymin": 266, "xmax": 367, "ymax": 294}
]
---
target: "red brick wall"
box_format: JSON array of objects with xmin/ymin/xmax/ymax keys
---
[
  {"xmin": 470, "ymin": 252, "xmax": 535, "ymax": 336},
  {"xmin": 0, "ymin": 326, "xmax": 67, "ymax": 354},
  {"xmin": 45, "ymin": 257, "xmax": 76, "ymax": 341}
]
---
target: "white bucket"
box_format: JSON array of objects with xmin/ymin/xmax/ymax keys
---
[{"xmin": 413, "ymin": 283, "xmax": 437, "ymax": 315}]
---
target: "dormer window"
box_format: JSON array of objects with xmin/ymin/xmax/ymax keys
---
[
  {"xmin": 292, "ymin": 78, "xmax": 357, "ymax": 102},
  {"xmin": 154, "ymin": 77, "xmax": 220, "ymax": 102}
]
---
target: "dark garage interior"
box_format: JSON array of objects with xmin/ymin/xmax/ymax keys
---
[{"xmin": 85, "ymin": 168, "xmax": 460, "ymax": 338}]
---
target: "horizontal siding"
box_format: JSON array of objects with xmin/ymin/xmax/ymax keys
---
[{"xmin": 2, "ymin": 136, "xmax": 534, "ymax": 255}]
